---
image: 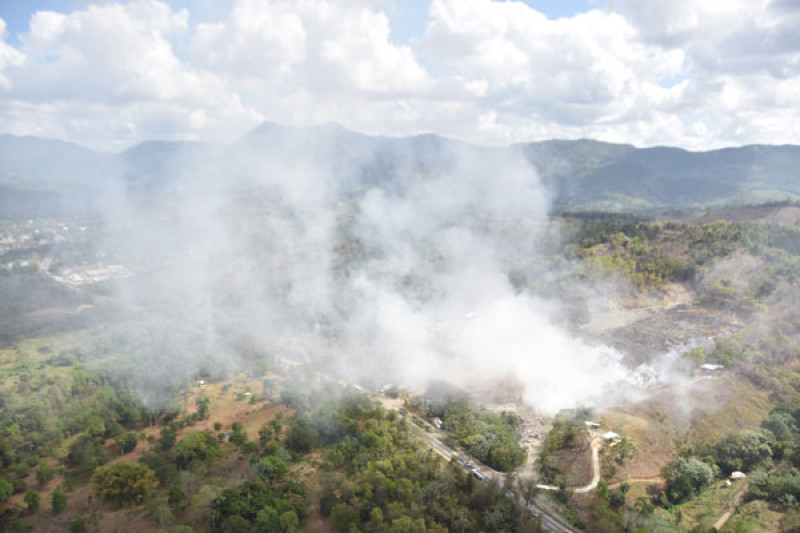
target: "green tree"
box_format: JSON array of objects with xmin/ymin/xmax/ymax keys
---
[
  {"xmin": 139, "ymin": 452, "xmax": 179, "ymax": 486},
  {"xmin": 66, "ymin": 434, "xmax": 107, "ymax": 472},
  {"xmin": 762, "ymin": 412, "xmax": 796, "ymax": 443},
  {"xmin": 144, "ymin": 493, "xmax": 175, "ymax": 526},
  {"xmin": 285, "ymin": 420, "xmax": 319, "ymax": 454},
  {"xmin": 229, "ymin": 422, "xmax": 248, "ymax": 447},
  {"xmin": 280, "ymin": 510, "xmax": 300, "ymax": 532},
  {"xmin": 270, "ymin": 414, "xmax": 284, "ymax": 439},
  {"xmin": 257, "ymin": 456, "xmax": 289, "ymax": 482},
  {"xmin": 255, "ymin": 506, "xmax": 281, "ymax": 530},
  {"xmin": 662, "ymin": 456, "xmax": 715, "ymax": 502},
  {"xmin": 369, "ymin": 507, "xmax": 384, "ymax": 530},
  {"xmin": 0, "ymin": 479, "xmax": 13, "ymax": 503},
  {"xmin": 91, "ymin": 462, "xmax": 159, "ymax": 507},
  {"xmin": 219, "ymin": 515, "xmax": 254, "ymax": 532},
  {"xmin": 259, "ymin": 423, "xmax": 273, "ymax": 446},
  {"xmin": 68, "ymin": 516, "xmax": 87, "ymax": 533},
  {"xmin": 196, "ymin": 396, "xmax": 211, "ymax": 420},
  {"xmin": 116, "ymin": 433, "xmax": 138, "ymax": 455},
  {"xmin": 169, "ymin": 527, "xmax": 195, "ymax": 533},
  {"xmin": 51, "ymin": 487, "xmax": 67, "ymax": 513},
  {"xmin": 175, "ymin": 430, "xmax": 220, "ymax": 469},
  {"xmin": 24, "ymin": 489, "xmax": 41, "ymax": 511},
  {"xmin": 168, "ymin": 484, "xmax": 187, "ymax": 512},
  {"xmin": 715, "ymin": 429, "xmax": 774, "ymax": 473},
  {"xmin": 35, "ymin": 464, "xmax": 54, "ymax": 486},
  {"xmin": 159, "ymin": 426, "xmax": 177, "ymax": 451},
  {"xmin": 390, "ymin": 515, "xmax": 426, "ymax": 532}
]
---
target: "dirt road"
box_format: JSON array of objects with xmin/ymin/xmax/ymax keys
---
[{"xmin": 574, "ymin": 437, "xmax": 602, "ymax": 493}]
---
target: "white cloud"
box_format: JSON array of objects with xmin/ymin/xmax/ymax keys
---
[
  {"xmin": 420, "ymin": 0, "xmax": 694, "ymax": 143},
  {"xmin": 0, "ymin": 18, "xmax": 26, "ymax": 90},
  {"xmin": 1, "ymin": 1, "xmax": 260, "ymax": 149},
  {"xmin": 191, "ymin": 0, "xmax": 430, "ymax": 131},
  {"xmin": 0, "ymin": 0, "xmax": 798, "ymax": 150},
  {"xmin": 192, "ymin": 0, "xmax": 307, "ymax": 77},
  {"xmin": 17, "ymin": 2, "xmax": 191, "ymax": 102}
]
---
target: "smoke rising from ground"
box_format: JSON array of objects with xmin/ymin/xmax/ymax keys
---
[{"xmin": 99, "ymin": 125, "xmax": 672, "ymax": 413}]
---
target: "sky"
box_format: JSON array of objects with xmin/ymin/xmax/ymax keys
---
[{"xmin": 0, "ymin": 0, "xmax": 798, "ymax": 151}]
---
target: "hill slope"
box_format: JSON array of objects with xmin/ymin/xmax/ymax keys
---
[
  {"xmin": 1, "ymin": 126, "xmax": 799, "ymax": 217},
  {"xmin": 521, "ymin": 140, "xmax": 800, "ymax": 209}
]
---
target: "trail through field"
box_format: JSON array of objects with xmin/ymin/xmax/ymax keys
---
[
  {"xmin": 574, "ymin": 437, "xmax": 602, "ymax": 493},
  {"xmin": 713, "ymin": 482, "xmax": 748, "ymax": 530}
]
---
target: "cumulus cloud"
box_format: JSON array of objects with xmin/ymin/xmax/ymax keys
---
[
  {"xmin": 423, "ymin": 1, "xmax": 689, "ymax": 140},
  {"xmin": 192, "ymin": 0, "xmax": 307, "ymax": 77},
  {"xmin": 0, "ymin": 18, "xmax": 25, "ymax": 90},
  {"xmin": 1, "ymin": 1, "xmax": 259, "ymax": 149},
  {"xmin": 0, "ymin": 0, "xmax": 798, "ymax": 149},
  {"xmin": 17, "ymin": 2, "xmax": 194, "ymax": 102},
  {"xmin": 615, "ymin": 0, "xmax": 800, "ymax": 146}
]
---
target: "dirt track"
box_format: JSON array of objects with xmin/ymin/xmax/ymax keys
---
[{"xmin": 574, "ymin": 437, "xmax": 602, "ymax": 493}]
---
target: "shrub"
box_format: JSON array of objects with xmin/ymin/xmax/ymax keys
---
[
  {"xmin": 116, "ymin": 433, "xmax": 138, "ymax": 455},
  {"xmin": 91, "ymin": 462, "xmax": 159, "ymax": 507},
  {"xmin": 24, "ymin": 490, "xmax": 41, "ymax": 511},
  {"xmin": 51, "ymin": 487, "xmax": 67, "ymax": 513}
]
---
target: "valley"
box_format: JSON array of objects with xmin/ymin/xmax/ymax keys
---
[
  {"xmin": 2, "ymin": 1, "xmax": 800, "ymax": 531},
  {"xmin": 2, "ymin": 188, "xmax": 799, "ymax": 531}
]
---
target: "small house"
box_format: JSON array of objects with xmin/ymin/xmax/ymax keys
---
[
  {"xmin": 700, "ymin": 364, "xmax": 725, "ymax": 377},
  {"xmin": 730, "ymin": 471, "xmax": 747, "ymax": 480},
  {"xmin": 432, "ymin": 417, "xmax": 443, "ymax": 429},
  {"xmin": 603, "ymin": 431, "xmax": 621, "ymax": 441},
  {"xmin": 585, "ymin": 421, "xmax": 601, "ymax": 430}
]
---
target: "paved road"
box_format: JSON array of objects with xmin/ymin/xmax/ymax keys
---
[
  {"xmin": 327, "ymin": 382, "xmax": 579, "ymax": 532},
  {"xmin": 404, "ymin": 418, "xmax": 577, "ymax": 533}
]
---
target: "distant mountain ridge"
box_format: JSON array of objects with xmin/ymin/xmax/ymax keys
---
[
  {"xmin": 1, "ymin": 124, "xmax": 799, "ymax": 217},
  {"xmin": 520, "ymin": 139, "xmax": 800, "ymax": 210}
]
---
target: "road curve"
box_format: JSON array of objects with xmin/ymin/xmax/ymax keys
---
[
  {"xmin": 343, "ymin": 386, "xmax": 579, "ymax": 532},
  {"xmin": 404, "ymin": 417, "xmax": 578, "ymax": 533},
  {"xmin": 574, "ymin": 438, "xmax": 602, "ymax": 494},
  {"xmin": 537, "ymin": 437, "xmax": 602, "ymax": 494}
]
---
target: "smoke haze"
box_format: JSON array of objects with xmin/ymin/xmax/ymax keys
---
[{"xmin": 93, "ymin": 124, "xmax": 667, "ymax": 413}]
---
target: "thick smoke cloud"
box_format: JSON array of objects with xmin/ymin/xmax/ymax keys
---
[{"xmin": 100, "ymin": 126, "xmax": 657, "ymax": 414}]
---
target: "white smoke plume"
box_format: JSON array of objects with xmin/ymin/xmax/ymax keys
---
[{"xmin": 97, "ymin": 124, "xmax": 665, "ymax": 414}]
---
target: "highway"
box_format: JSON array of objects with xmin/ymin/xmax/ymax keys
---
[
  {"xmin": 404, "ymin": 416, "xmax": 578, "ymax": 533},
  {"xmin": 319, "ymin": 375, "xmax": 580, "ymax": 533}
]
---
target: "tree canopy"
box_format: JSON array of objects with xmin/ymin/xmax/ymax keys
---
[{"xmin": 91, "ymin": 461, "xmax": 159, "ymax": 507}]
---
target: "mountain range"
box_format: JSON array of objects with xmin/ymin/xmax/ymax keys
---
[{"xmin": 1, "ymin": 124, "xmax": 799, "ymax": 218}]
